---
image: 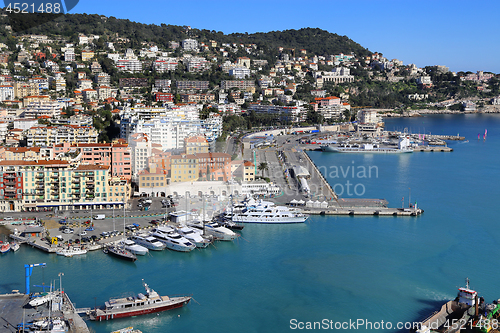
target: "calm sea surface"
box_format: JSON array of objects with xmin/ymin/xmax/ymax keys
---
[{"xmin": 1, "ymin": 114, "xmax": 500, "ymax": 332}]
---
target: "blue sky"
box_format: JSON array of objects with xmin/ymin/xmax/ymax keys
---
[{"xmin": 70, "ymin": 0, "xmax": 500, "ymax": 73}]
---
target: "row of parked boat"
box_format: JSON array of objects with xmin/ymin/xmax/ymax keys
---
[
  {"xmin": 0, "ymin": 240, "xmax": 20, "ymax": 253},
  {"xmin": 104, "ymin": 221, "xmax": 240, "ymax": 262}
]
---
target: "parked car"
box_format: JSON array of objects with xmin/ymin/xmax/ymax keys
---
[
  {"xmin": 149, "ymin": 220, "xmax": 159, "ymax": 225},
  {"xmin": 125, "ymin": 225, "xmax": 138, "ymax": 231},
  {"xmin": 59, "ymin": 219, "xmax": 67, "ymax": 224},
  {"xmin": 110, "ymin": 230, "xmax": 119, "ymax": 236},
  {"xmin": 62, "ymin": 228, "xmax": 74, "ymax": 234},
  {"xmin": 81, "ymin": 236, "xmax": 91, "ymax": 243},
  {"xmin": 78, "ymin": 231, "xmax": 87, "ymax": 236},
  {"xmin": 100, "ymin": 231, "xmax": 110, "ymax": 237},
  {"xmin": 85, "ymin": 226, "xmax": 94, "ymax": 231},
  {"xmin": 91, "ymin": 235, "xmax": 98, "ymax": 241},
  {"xmin": 3, "ymin": 216, "xmax": 13, "ymax": 221},
  {"xmin": 59, "ymin": 226, "xmax": 68, "ymax": 231}
]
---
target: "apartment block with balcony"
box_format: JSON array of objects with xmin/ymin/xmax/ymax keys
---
[
  {"xmin": 26, "ymin": 125, "xmax": 98, "ymax": 147},
  {"xmin": 0, "ymin": 162, "xmax": 24, "ymax": 211}
]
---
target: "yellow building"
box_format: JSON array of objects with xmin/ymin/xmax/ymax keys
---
[
  {"xmin": 81, "ymin": 50, "xmax": 95, "ymax": 62},
  {"xmin": 243, "ymin": 160, "xmax": 255, "ymax": 182},
  {"xmin": 138, "ymin": 166, "xmax": 168, "ymax": 196},
  {"xmin": 108, "ymin": 176, "xmax": 131, "ymax": 204},
  {"xmin": 170, "ymin": 154, "xmax": 199, "ymax": 182},
  {"xmin": 13, "ymin": 82, "xmax": 39, "ymax": 100},
  {"xmin": 185, "ymin": 135, "xmax": 209, "ymax": 154},
  {"xmin": 3, "ymin": 147, "xmax": 41, "ymax": 160}
]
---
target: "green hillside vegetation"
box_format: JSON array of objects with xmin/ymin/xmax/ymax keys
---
[{"xmin": 0, "ymin": 12, "xmax": 371, "ymax": 59}]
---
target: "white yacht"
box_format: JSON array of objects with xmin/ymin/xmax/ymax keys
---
[
  {"xmin": 176, "ymin": 226, "xmax": 211, "ymax": 248},
  {"xmin": 187, "ymin": 221, "xmax": 238, "ymax": 241},
  {"xmin": 231, "ymin": 200, "xmax": 308, "ymax": 224},
  {"xmin": 56, "ymin": 246, "xmax": 88, "ymax": 257},
  {"xmin": 130, "ymin": 234, "xmax": 166, "ymax": 251},
  {"xmin": 150, "ymin": 227, "xmax": 195, "ymax": 252},
  {"xmin": 119, "ymin": 239, "xmax": 149, "ymax": 256}
]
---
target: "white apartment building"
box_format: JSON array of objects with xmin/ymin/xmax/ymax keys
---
[
  {"xmin": 125, "ymin": 117, "xmax": 204, "ymax": 151},
  {"xmin": 229, "ymin": 67, "xmax": 251, "ymax": 79},
  {"xmin": 22, "ymin": 100, "xmax": 63, "ymax": 118},
  {"xmin": 95, "ymin": 72, "xmax": 111, "ymax": 86},
  {"xmin": 184, "ymin": 57, "xmax": 209, "ymax": 72},
  {"xmin": 154, "ymin": 58, "xmax": 178, "ymax": 72},
  {"xmin": 0, "ymin": 85, "xmax": 14, "ymax": 101},
  {"xmin": 316, "ymin": 67, "xmax": 354, "ymax": 86},
  {"xmin": 129, "ymin": 133, "xmax": 153, "ymax": 180},
  {"xmin": 116, "ymin": 59, "xmax": 142, "ymax": 73},
  {"xmin": 182, "ymin": 39, "xmax": 198, "ymax": 51},
  {"xmin": 26, "ymin": 125, "xmax": 98, "ymax": 147},
  {"xmin": 13, "ymin": 118, "xmax": 38, "ymax": 130},
  {"xmin": 64, "ymin": 49, "xmax": 75, "ymax": 62},
  {"xmin": 77, "ymin": 79, "xmax": 93, "ymax": 90}
]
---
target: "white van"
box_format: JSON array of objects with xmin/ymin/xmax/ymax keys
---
[{"xmin": 94, "ymin": 214, "xmax": 105, "ymax": 220}]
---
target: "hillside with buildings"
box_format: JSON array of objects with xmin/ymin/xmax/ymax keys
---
[{"xmin": 0, "ymin": 11, "xmax": 497, "ymax": 212}]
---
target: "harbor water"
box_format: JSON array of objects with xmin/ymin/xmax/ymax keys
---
[{"xmin": 1, "ymin": 114, "xmax": 500, "ymax": 332}]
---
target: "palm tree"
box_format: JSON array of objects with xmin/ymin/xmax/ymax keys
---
[{"xmin": 257, "ymin": 162, "xmax": 268, "ymax": 178}]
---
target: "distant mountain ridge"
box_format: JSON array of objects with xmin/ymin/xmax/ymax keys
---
[{"xmin": 1, "ymin": 12, "xmax": 371, "ymax": 57}]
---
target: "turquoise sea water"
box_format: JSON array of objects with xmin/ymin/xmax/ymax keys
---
[{"xmin": 1, "ymin": 114, "xmax": 500, "ymax": 332}]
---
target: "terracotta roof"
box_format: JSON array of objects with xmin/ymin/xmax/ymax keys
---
[
  {"xmin": 75, "ymin": 164, "xmax": 109, "ymax": 171},
  {"xmin": 0, "ymin": 159, "xmax": 69, "ymax": 166}
]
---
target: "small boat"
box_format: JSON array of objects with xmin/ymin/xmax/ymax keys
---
[
  {"xmin": 0, "ymin": 241, "xmax": 11, "ymax": 254},
  {"xmin": 119, "ymin": 239, "xmax": 148, "ymax": 256},
  {"xmin": 111, "ymin": 327, "xmax": 143, "ymax": 333},
  {"xmin": 10, "ymin": 242, "xmax": 20, "ymax": 252},
  {"xmin": 187, "ymin": 221, "xmax": 238, "ymax": 241},
  {"xmin": 150, "ymin": 227, "xmax": 195, "ymax": 252},
  {"xmin": 29, "ymin": 292, "xmax": 55, "ymax": 307},
  {"xmin": 56, "ymin": 246, "xmax": 87, "ymax": 257},
  {"xmin": 89, "ymin": 280, "xmax": 191, "ymax": 321},
  {"xmin": 176, "ymin": 226, "xmax": 211, "ymax": 248},
  {"xmin": 218, "ymin": 219, "xmax": 244, "ymax": 231},
  {"xmin": 130, "ymin": 234, "xmax": 166, "ymax": 251},
  {"xmin": 104, "ymin": 245, "xmax": 137, "ymax": 262}
]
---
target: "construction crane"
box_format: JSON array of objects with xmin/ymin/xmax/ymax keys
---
[{"xmin": 24, "ymin": 263, "xmax": 46, "ymax": 294}]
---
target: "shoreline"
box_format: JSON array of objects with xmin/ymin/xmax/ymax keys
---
[{"xmin": 383, "ymin": 106, "xmax": 500, "ymax": 117}]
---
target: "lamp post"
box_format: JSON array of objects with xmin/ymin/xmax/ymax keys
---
[
  {"xmin": 58, "ymin": 272, "xmax": 64, "ymax": 294},
  {"xmin": 409, "ymin": 187, "xmax": 411, "ymax": 208}
]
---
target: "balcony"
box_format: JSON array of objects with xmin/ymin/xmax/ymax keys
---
[
  {"xmin": 51, "ymin": 191, "xmax": 59, "ymax": 196},
  {"xmin": 36, "ymin": 198, "xmax": 45, "ymax": 202},
  {"xmin": 51, "ymin": 173, "xmax": 59, "ymax": 178},
  {"xmin": 72, "ymin": 179, "xmax": 80, "ymax": 184},
  {"xmin": 50, "ymin": 179, "xmax": 59, "ymax": 184},
  {"xmin": 5, "ymin": 187, "xmax": 15, "ymax": 192},
  {"xmin": 73, "ymin": 174, "xmax": 81, "ymax": 178},
  {"xmin": 36, "ymin": 173, "xmax": 44, "ymax": 179},
  {"xmin": 5, "ymin": 181, "xmax": 16, "ymax": 186},
  {"xmin": 36, "ymin": 181, "xmax": 45, "ymax": 185},
  {"xmin": 4, "ymin": 174, "xmax": 15, "ymax": 180}
]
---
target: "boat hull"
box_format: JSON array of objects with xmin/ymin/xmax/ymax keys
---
[
  {"xmin": 321, "ymin": 145, "xmax": 413, "ymax": 153},
  {"xmin": 91, "ymin": 297, "xmax": 191, "ymax": 321},
  {"xmin": 105, "ymin": 246, "xmax": 137, "ymax": 261}
]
